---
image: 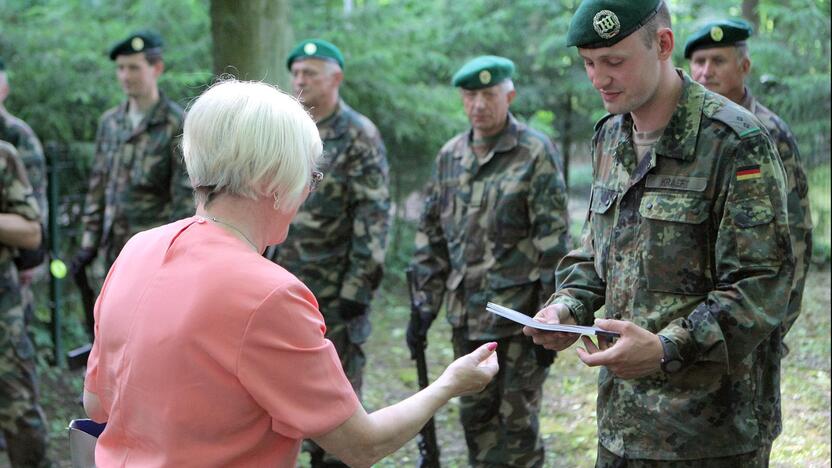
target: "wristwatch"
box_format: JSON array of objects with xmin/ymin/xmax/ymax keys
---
[{"xmin": 659, "ymin": 335, "xmax": 683, "ymax": 374}]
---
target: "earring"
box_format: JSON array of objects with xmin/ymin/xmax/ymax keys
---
[{"xmin": 273, "ymin": 192, "xmax": 281, "ymax": 210}]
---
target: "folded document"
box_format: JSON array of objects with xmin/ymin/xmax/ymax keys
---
[{"xmin": 486, "ymin": 302, "xmax": 620, "ymax": 338}]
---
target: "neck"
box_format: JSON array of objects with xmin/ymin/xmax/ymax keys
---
[
  {"xmin": 473, "ymin": 116, "xmax": 508, "ymax": 140},
  {"xmin": 631, "ymin": 65, "xmax": 683, "ymax": 133},
  {"xmin": 726, "ymin": 85, "xmax": 747, "ymax": 105},
  {"xmin": 308, "ymin": 93, "xmax": 339, "ymax": 122},
  {"xmin": 195, "ymin": 196, "xmax": 267, "ymax": 254},
  {"xmin": 129, "ymin": 88, "xmax": 160, "ymax": 114}
]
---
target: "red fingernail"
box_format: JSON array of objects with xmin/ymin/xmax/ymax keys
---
[{"xmin": 487, "ymin": 342, "xmax": 498, "ymax": 351}]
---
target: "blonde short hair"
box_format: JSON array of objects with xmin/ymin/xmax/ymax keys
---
[{"xmin": 182, "ymin": 79, "xmax": 322, "ymax": 207}]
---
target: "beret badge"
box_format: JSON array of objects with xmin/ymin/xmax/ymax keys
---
[
  {"xmin": 303, "ymin": 42, "xmax": 317, "ymax": 55},
  {"xmin": 479, "ymin": 70, "xmax": 492, "ymax": 85},
  {"xmin": 131, "ymin": 37, "xmax": 144, "ymax": 52},
  {"xmin": 593, "ymin": 9, "xmax": 621, "ymax": 39},
  {"xmin": 709, "ymin": 26, "xmax": 724, "ymax": 42}
]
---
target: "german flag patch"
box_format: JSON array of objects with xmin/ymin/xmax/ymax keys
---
[{"xmin": 736, "ymin": 165, "xmax": 762, "ymax": 181}]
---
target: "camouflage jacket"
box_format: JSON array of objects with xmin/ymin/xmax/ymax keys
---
[
  {"xmin": 272, "ymin": 100, "xmax": 390, "ymax": 316},
  {"xmin": 80, "ymin": 93, "xmax": 190, "ymax": 265},
  {"xmin": 0, "ymin": 110, "xmax": 47, "ymax": 223},
  {"xmin": 740, "ymin": 87, "xmax": 813, "ymax": 336},
  {"xmin": 1, "ymin": 141, "xmax": 40, "ymax": 321},
  {"xmin": 551, "ymin": 73, "xmax": 794, "ymax": 459},
  {"xmin": 411, "ymin": 114, "xmax": 570, "ymax": 340}
]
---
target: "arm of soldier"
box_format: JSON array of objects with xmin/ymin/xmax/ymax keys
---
[
  {"xmin": 774, "ymin": 128, "xmax": 813, "ymax": 337},
  {"xmin": 79, "ymin": 121, "xmax": 110, "ymax": 251},
  {"xmin": 659, "ymin": 134, "xmax": 794, "ymax": 373},
  {"xmin": 168, "ymin": 131, "xmax": 195, "ymax": 221},
  {"xmin": 409, "ymin": 166, "xmax": 451, "ymax": 317},
  {"xmin": 528, "ymin": 139, "xmax": 571, "ymax": 302},
  {"xmin": 0, "ymin": 149, "xmax": 41, "ymax": 249},
  {"xmin": 524, "ymin": 208, "xmax": 607, "ymax": 349},
  {"xmin": 313, "ymin": 343, "xmax": 498, "ymax": 468},
  {"xmin": 18, "ymin": 129, "xmax": 48, "ymax": 222},
  {"xmin": 337, "ymin": 142, "xmax": 391, "ymax": 311}
]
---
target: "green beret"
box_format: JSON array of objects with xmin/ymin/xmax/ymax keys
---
[
  {"xmin": 286, "ymin": 39, "xmax": 344, "ymax": 70},
  {"xmin": 684, "ymin": 19, "xmax": 753, "ymax": 59},
  {"xmin": 452, "ymin": 56, "xmax": 515, "ymax": 90},
  {"xmin": 566, "ymin": 0, "xmax": 662, "ymax": 48},
  {"xmin": 108, "ymin": 30, "xmax": 164, "ymax": 60}
]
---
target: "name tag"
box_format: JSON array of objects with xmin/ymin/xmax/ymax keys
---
[{"xmin": 645, "ymin": 175, "xmax": 707, "ymax": 192}]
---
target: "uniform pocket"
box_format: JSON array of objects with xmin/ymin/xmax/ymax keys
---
[
  {"xmin": 731, "ymin": 195, "xmax": 778, "ymax": 264},
  {"xmin": 640, "ymin": 192, "xmax": 713, "ymax": 295},
  {"xmin": 589, "ymin": 185, "xmax": 618, "ymax": 280}
]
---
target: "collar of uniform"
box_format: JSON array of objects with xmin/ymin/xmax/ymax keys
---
[
  {"xmin": 464, "ymin": 113, "xmax": 520, "ymax": 155},
  {"xmin": 739, "ymin": 86, "xmax": 758, "ymax": 114},
  {"xmin": 116, "ymin": 91, "xmax": 171, "ymax": 130},
  {"xmin": 652, "ymin": 70, "xmax": 704, "ymax": 162},
  {"xmin": 317, "ymin": 99, "xmax": 349, "ymax": 140}
]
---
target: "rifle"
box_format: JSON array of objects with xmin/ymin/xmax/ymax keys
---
[
  {"xmin": 68, "ymin": 265, "xmax": 96, "ymax": 370},
  {"xmin": 406, "ymin": 268, "xmax": 441, "ymax": 468}
]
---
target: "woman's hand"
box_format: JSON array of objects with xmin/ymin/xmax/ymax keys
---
[
  {"xmin": 437, "ymin": 342, "xmax": 499, "ymax": 397},
  {"xmin": 522, "ymin": 304, "xmax": 582, "ymax": 351}
]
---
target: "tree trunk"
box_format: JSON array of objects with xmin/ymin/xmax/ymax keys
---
[
  {"xmin": 210, "ymin": 0, "xmax": 293, "ymax": 91},
  {"xmin": 557, "ymin": 93, "xmax": 573, "ymax": 189},
  {"xmin": 742, "ymin": 0, "xmax": 760, "ymax": 32}
]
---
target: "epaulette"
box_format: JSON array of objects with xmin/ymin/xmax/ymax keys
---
[
  {"xmin": 706, "ymin": 100, "xmax": 762, "ymax": 139},
  {"xmin": 593, "ymin": 112, "xmax": 615, "ymax": 132}
]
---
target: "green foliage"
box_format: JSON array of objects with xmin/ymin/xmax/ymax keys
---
[{"xmin": 809, "ymin": 163, "xmax": 831, "ymax": 263}]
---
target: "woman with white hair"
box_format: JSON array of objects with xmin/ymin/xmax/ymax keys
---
[{"xmin": 82, "ymin": 79, "xmax": 498, "ymax": 467}]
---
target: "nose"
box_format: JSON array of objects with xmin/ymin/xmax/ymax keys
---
[{"xmin": 590, "ymin": 67, "xmax": 611, "ymax": 91}]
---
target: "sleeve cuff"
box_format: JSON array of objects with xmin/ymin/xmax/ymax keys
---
[{"xmin": 550, "ymin": 295, "xmax": 590, "ymax": 326}]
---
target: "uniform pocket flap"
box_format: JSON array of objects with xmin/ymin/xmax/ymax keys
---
[
  {"xmin": 590, "ymin": 186, "xmax": 618, "ymax": 215},
  {"xmin": 732, "ymin": 196, "xmax": 775, "ymax": 228},
  {"xmin": 640, "ymin": 192, "xmax": 709, "ymax": 224}
]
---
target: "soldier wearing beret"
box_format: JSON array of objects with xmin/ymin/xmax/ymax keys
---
[
  {"xmin": 71, "ymin": 30, "xmax": 191, "ymax": 279},
  {"xmin": 686, "ymin": 19, "xmax": 813, "ymax": 343},
  {"xmin": 409, "ymin": 55, "xmax": 570, "ymax": 467},
  {"xmin": 0, "ymin": 141, "xmax": 52, "ymax": 467},
  {"xmin": 267, "ymin": 38, "xmax": 390, "ymax": 468},
  {"xmin": 523, "ymin": 1, "xmax": 794, "ymax": 466}
]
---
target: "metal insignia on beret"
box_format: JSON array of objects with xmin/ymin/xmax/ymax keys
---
[
  {"xmin": 710, "ymin": 26, "xmax": 724, "ymax": 42},
  {"xmin": 303, "ymin": 42, "xmax": 317, "ymax": 55},
  {"xmin": 131, "ymin": 37, "xmax": 144, "ymax": 51},
  {"xmin": 479, "ymin": 70, "xmax": 492, "ymax": 85},
  {"xmin": 593, "ymin": 10, "xmax": 621, "ymax": 39}
]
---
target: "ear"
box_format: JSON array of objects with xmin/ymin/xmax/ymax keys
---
[
  {"xmin": 506, "ymin": 89, "xmax": 517, "ymax": 105},
  {"xmin": 740, "ymin": 56, "xmax": 751, "ymax": 76},
  {"xmin": 656, "ymin": 27, "xmax": 675, "ymax": 61},
  {"xmin": 153, "ymin": 60, "xmax": 165, "ymax": 78},
  {"xmin": 332, "ymin": 69, "xmax": 344, "ymax": 88}
]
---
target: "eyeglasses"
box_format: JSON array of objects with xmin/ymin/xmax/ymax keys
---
[{"xmin": 310, "ymin": 171, "xmax": 324, "ymax": 192}]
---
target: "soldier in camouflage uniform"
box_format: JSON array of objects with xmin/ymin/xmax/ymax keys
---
[
  {"xmin": 267, "ymin": 39, "xmax": 390, "ymax": 468},
  {"xmin": 0, "ymin": 141, "xmax": 52, "ymax": 467},
  {"xmin": 71, "ymin": 31, "xmax": 190, "ymax": 277},
  {"xmin": 0, "ymin": 58, "xmax": 48, "ymax": 332},
  {"xmin": 524, "ymin": 2, "xmax": 794, "ymax": 466},
  {"xmin": 409, "ymin": 56, "xmax": 570, "ymax": 467},
  {"xmin": 684, "ymin": 19, "xmax": 813, "ymax": 340}
]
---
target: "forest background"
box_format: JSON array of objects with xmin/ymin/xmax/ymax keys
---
[{"xmin": 0, "ymin": 0, "xmax": 829, "ymax": 466}]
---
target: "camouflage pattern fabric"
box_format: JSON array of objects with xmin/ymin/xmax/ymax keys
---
[
  {"xmin": 452, "ymin": 330, "xmax": 546, "ymax": 468},
  {"xmin": 410, "ymin": 114, "xmax": 569, "ymax": 466},
  {"xmin": 270, "ymin": 100, "xmax": 389, "ymax": 468},
  {"xmin": 0, "ymin": 112, "xmax": 47, "ymax": 223},
  {"xmin": 80, "ymin": 93, "xmax": 191, "ymax": 268},
  {"xmin": 0, "ymin": 141, "xmax": 51, "ymax": 467},
  {"xmin": 410, "ymin": 113, "xmax": 570, "ymax": 339},
  {"xmin": 739, "ymin": 87, "xmax": 813, "ymax": 337},
  {"xmin": 550, "ymin": 72, "xmax": 794, "ymax": 460},
  {"xmin": 595, "ymin": 442, "xmax": 771, "ymax": 467}
]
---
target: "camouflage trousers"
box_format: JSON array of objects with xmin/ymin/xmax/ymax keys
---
[
  {"xmin": 452, "ymin": 329, "xmax": 547, "ymax": 468},
  {"xmin": 306, "ymin": 306, "xmax": 370, "ymax": 468},
  {"xmin": 596, "ymin": 442, "xmax": 772, "ymax": 468},
  {"xmin": 0, "ymin": 294, "xmax": 51, "ymax": 467}
]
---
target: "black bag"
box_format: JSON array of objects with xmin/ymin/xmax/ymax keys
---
[{"xmin": 13, "ymin": 223, "xmax": 46, "ymax": 270}]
